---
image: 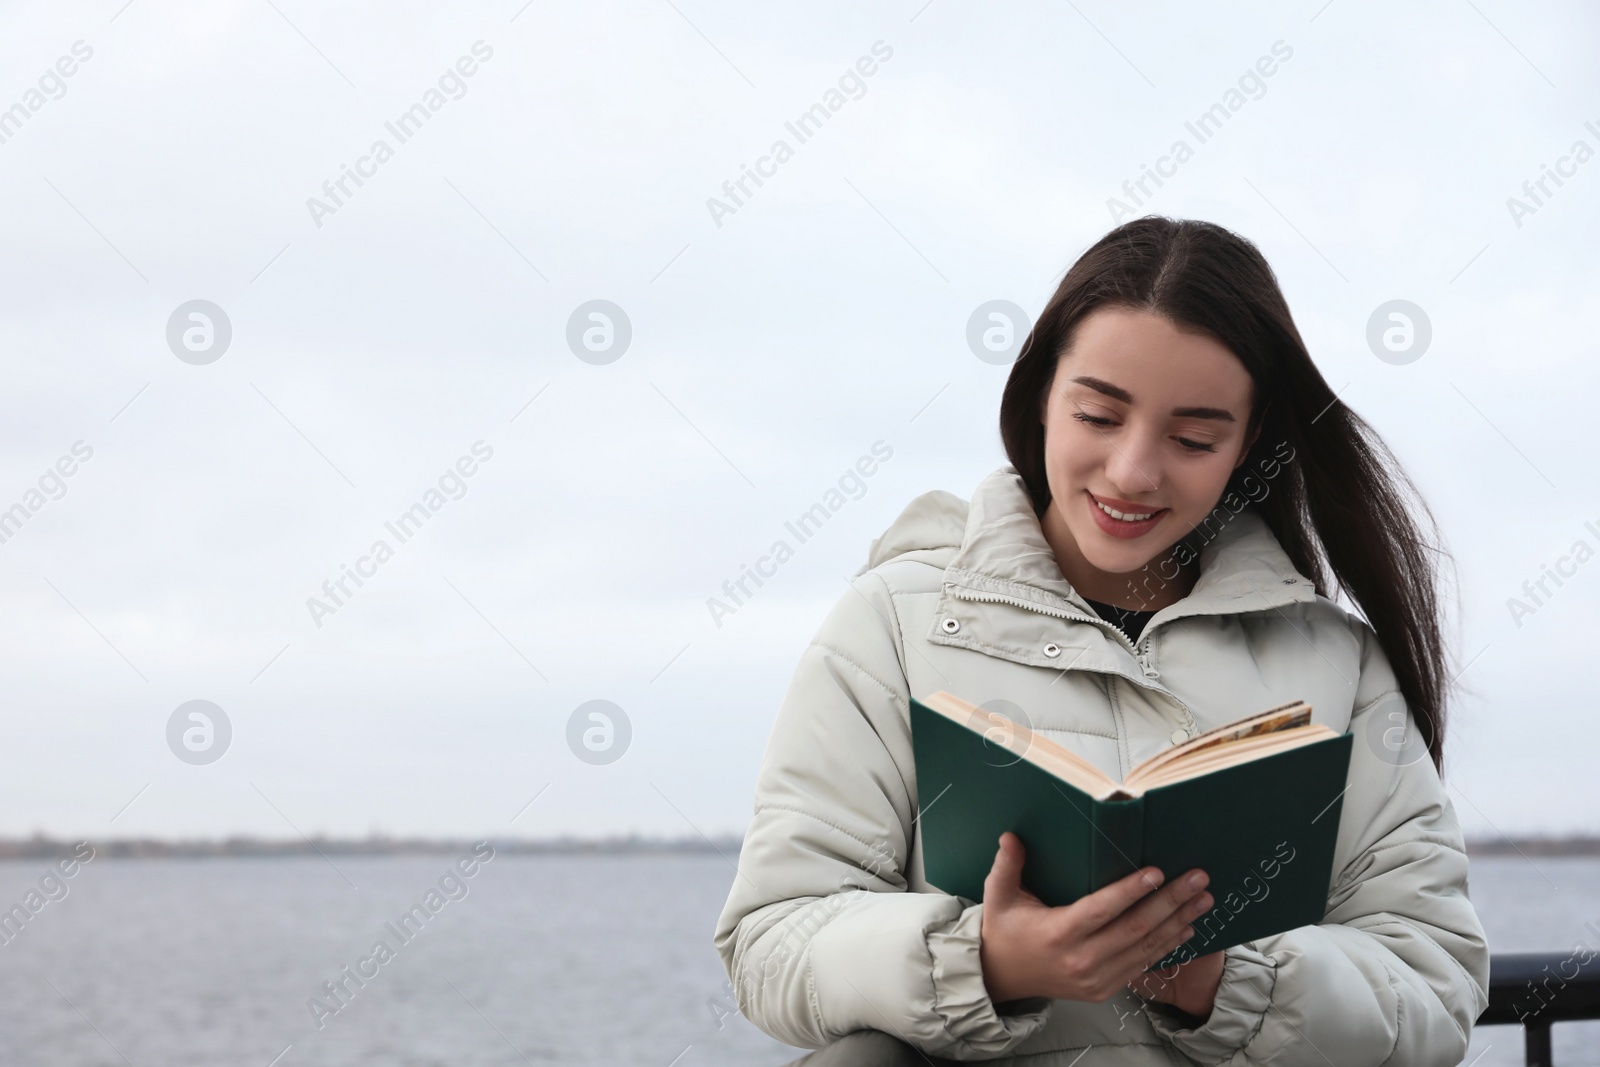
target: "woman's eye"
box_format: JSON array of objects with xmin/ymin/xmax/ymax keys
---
[{"xmin": 1073, "ymin": 412, "xmax": 1217, "ymax": 454}]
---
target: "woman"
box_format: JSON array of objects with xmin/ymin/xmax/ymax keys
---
[{"xmin": 714, "ymin": 217, "xmax": 1489, "ymax": 1065}]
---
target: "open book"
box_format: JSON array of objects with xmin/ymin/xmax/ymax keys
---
[
  {"xmin": 910, "ymin": 691, "xmax": 1354, "ymax": 967},
  {"xmin": 925, "ymin": 692, "xmax": 1340, "ymax": 801}
]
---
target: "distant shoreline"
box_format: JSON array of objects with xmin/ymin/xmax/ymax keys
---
[
  {"xmin": 0, "ymin": 834, "xmax": 1593, "ymax": 859},
  {"xmin": 0, "ymin": 835, "xmax": 744, "ymax": 859}
]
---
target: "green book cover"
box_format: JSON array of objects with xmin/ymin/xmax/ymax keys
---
[{"xmin": 910, "ymin": 694, "xmax": 1354, "ymax": 970}]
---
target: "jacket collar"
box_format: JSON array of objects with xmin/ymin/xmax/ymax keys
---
[{"xmin": 943, "ymin": 466, "xmax": 1316, "ymax": 626}]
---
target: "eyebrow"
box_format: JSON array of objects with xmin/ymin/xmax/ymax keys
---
[{"xmin": 1069, "ymin": 375, "xmax": 1238, "ymax": 423}]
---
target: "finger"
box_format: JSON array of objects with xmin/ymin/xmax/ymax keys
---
[
  {"xmin": 1104, "ymin": 906, "xmax": 1202, "ymax": 983},
  {"xmin": 1067, "ymin": 864, "xmax": 1168, "ymax": 933},
  {"xmin": 1098, "ymin": 871, "xmax": 1211, "ymax": 958},
  {"xmin": 982, "ymin": 832, "xmax": 1026, "ymax": 908}
]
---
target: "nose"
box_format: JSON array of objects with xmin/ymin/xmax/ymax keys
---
[{"xmin": 1102, "ymin": 426, "xmax": 1162, "ymax": 497}]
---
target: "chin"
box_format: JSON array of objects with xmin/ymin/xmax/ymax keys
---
[
  {"xmin": 1076, "ymin": 540, "xmax": 1151, "ymax": 574},
  {"xmin": 1082, "ymin": 533, "xmax": 1176, "ymax": 574},
  {"xmin": 1091, "ymin": 554, "xmax": 1155, "ymax": 577}
]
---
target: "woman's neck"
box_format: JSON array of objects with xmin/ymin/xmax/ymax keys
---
[{"xmin": 1082, "ymin": 557, "xmax": 1198, "ymax": 612}]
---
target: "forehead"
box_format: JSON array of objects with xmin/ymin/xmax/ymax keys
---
[{"xmin": 1063, "ymin": 307, "xmax": 1252, "ymax": 402}]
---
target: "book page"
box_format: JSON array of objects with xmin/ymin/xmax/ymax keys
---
[
  {"xmin": 1127, "ymin": 724, "xmax": 1338, "ymax": 792},
  {"xmin": 920, "ymin": 693, "xmax": 1324, "ymax": 801},
  {"xmin": 918, "ymin": 691, "xmax": 1121, "ymax": 798},
  {"xmin": 1123, "ymin": 701, "xmax": 1312, "ymax": 789}
]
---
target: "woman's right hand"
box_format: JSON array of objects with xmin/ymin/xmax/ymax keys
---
[{"xmin": 978, "ymin": 831, "xmax": 1215, "ymax": 1005}]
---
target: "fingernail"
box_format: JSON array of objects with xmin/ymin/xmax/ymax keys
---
[{"xmin": 1186, "ymin": 871, "xmax": 1208, "ymax": 891}]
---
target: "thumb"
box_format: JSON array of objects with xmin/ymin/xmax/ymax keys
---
[{"xmin": 982, "ymin": 832, "xmax": 1026, "ymax": 907}]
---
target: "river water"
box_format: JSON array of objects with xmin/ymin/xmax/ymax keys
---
[{"xmin": 0, "ymin": 852, "xmax": 1591, "ymax": 1065}]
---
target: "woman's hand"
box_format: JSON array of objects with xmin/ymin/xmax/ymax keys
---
[
  {"xmin": 978, "ymin": 832, "xmax": 1214, "ymax": 1005},
  {"xmin": 1128, "ymin": 948, "xmax": 1225, "ymax": 1021}
]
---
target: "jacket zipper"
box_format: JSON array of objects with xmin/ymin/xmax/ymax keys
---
[
  {"xmin": 945, "ymin": 586, "xmax": 1153, "ymax": 661},
  {"xmin": 945, "ymin": 579, "xmax": 1305, "ymax": 666},
  {"xmin": 945, "ymin": 584, "xmax": 1206, "ymax": 748}
]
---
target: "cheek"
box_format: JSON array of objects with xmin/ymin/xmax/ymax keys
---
[
  {"xmin": 1044, "ymin": 417, "xmax": 1100, "ymax": 471},
  {"xmin": 1173, "ymin": 460, "xmax": 1236, "ymax": 516},
  {"xmin": 1044, "ymin": 438, "xmax": 1097, "ymax": 493}
]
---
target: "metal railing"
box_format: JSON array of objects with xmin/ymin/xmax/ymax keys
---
[
  {"xmin": 1477, "ymin": 952, "xmax": 1600, "ymax": 1067},
  {"xmin": 780, "ymin": 952, "xmax": 1600, "ymax": 1066}
]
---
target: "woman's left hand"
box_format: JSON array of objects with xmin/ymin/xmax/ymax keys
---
[{"xmin": 1127, "ymin": 949, "xmax": 1225, "ymax": 1021}]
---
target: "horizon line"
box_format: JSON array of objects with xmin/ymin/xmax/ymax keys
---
[{"xmin": 0, "ymin": 831, "xmax": 1590, "ymax": 858}]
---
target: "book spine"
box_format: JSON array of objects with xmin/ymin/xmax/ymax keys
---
[{"xmin": 1089, "ymin": 795, "xmax": 1146, "ymax": 890}]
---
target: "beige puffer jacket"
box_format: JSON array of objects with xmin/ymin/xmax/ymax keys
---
[{"xmin": 714, "ymin": 465, "xmax": 1489, "ymax": 1065}]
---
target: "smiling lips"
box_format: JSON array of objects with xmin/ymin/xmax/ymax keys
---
[{"xmin": 1086, "ymin": 491, "xmax": 1168, "ymax": 538}]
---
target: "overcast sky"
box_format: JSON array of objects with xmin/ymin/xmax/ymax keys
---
[{"xmin": 0, "ymin": 0, "xmax": 1595, "ymax": 843}]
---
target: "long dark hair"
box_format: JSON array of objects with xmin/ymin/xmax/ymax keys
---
[{"xmin": 1000, "ymin": 216, "xmax": 1458, "ymax": 774}]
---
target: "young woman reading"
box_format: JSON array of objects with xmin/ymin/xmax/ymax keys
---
[{"xmin": 714, "ymin": 217, "xmax": 1489, "ymax": 1065}]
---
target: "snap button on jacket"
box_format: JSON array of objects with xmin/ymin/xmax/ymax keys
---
[{"xmin": 714, "ymin": 465, "xmax": 1490, "ymax": 1065}]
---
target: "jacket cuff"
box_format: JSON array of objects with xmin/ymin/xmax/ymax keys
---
[
  {"xmin": 1143, "ymin": 943, "xmax": 1277, "ymax": 1064},
  {"xmin": 924, "ymin": 903, "xmax": 1051, "ymax": 1057}
]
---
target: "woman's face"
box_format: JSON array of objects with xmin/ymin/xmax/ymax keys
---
[{"xmin": 1038, "ymin": 306, "xmax": 1260, "ymax": 605}]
